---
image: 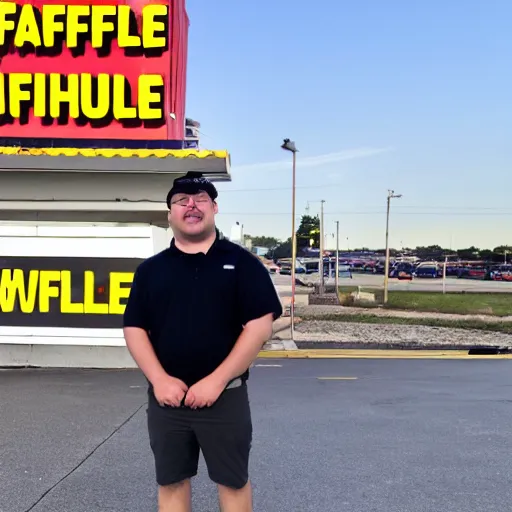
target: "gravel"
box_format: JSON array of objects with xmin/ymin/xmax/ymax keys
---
[
  {"xmin": 295, "ymin": 304, "xmax": 512, "ymax": 323},
  {"xmin": 291, "ymin": 320, "xmax": 512, "ymax": 347}
]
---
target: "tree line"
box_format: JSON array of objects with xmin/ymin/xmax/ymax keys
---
[{"xmin": 244, "ymin": 215, "xmax": 511, "ymax": 263}]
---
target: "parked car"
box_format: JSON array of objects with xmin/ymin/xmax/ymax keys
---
[
  {"xmin": 458, "ymin": 266, "xmax": 487, "ymax": 279},
  {"xmin": 395, "ymin": 262, "xmax": 414, "ymax": 280},
  {"xmin": 279, "ymin": 265, "xmax": 306, "ymax": 275},
  {"xmin": 415, "ymin": 264, "xmax": 441, "ymax": 278},
  {"xmin": 489, "ymin": 265, "xmax": 512, "ymax": 281}
]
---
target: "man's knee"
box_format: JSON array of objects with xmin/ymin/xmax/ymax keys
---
[
  {"xmin": 158, "ymin": 478, "xmax": 192, "ymax": 510},
  {"xmin": 216, "ymin": 476, "xmax": 249, "ymax": 491},
  {"xmin": 217, "ymin": 479, "xmax": 250, "ymax": 492},
  {"xmin": 217, "ymin": 480, "xmax": 253, "ymax": 511},
  {"xmin": 159, "ymin": 478, "xmax": 191, "ymax": 494}
]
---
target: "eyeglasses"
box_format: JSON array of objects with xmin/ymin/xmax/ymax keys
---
[{"xmin": 171, "ymin": 193, "xmax": 211, "ymax": 207}]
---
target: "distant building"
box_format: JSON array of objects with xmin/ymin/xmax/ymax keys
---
[
  {"xmin": 229, "ymin": 222, "xmax": 244, "ymax": 245},
  {"xmin": 252, "ymin": 246, "xmax": 269, "ymax": 257}
]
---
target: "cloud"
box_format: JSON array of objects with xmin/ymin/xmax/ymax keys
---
[{"xmin": 232, "ymin": 146, "xmax": 394, "ymax": 172}]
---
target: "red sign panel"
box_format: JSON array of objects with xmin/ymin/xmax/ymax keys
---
[{"xmin": 0, "ymin": 0, "xmax": 188, "ymax": 140}]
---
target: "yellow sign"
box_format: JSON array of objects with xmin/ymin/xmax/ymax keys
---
[
  {"xmin": 0, "ymin": 268, "xmax": 133, "ymax": 315},
  {"xmin": 0, "ymin": 4, "xmax": 167, "ymax": 50},
  {"xmin": 0, "ymin": 2, "xmax": 168, "ymax": 122},
  {"xmin": 0, "ymin": 256, "xmax": 142, "ymax": 328},
  {"xmin": 0, "ymin": 73, "xmax": 164, "ymax": 121}
]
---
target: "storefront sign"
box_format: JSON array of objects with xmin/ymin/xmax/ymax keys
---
[
  {"xmin": 0, "ymin": 0, "xmax": 175, "ymax": 139},
  {"xmin": 0, "ymin": 256, "xmax": 143, "ymax": 328}
]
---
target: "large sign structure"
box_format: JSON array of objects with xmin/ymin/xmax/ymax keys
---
[
  {"xmin": 0, "ymin": 0, "xmax": 188, "ymax": 140},
  {"xmin": 0, "ymin": 256, "xmax": 142, "ymax": 328},
  {"xmin": 0, "ymin": 1, "xmax": 232, "ymax": 368}
]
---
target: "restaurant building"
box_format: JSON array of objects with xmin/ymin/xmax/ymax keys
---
[{"xmin": 0, "ymin": 0, "xmax": 231, "ymax": 367}]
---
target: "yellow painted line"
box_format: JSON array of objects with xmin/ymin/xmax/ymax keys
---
[
  {"xmin": 258, "ymin": 349, "xmax": 512, "ymax": 360},
  {"xmin": 317, "ymin": 377, "xmax": 358, "ymax": 380}
]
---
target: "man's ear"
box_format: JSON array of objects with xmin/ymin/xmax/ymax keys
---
[{"xmin": 213, "ymin": 201, "xmax": 219, "ymax": 214}]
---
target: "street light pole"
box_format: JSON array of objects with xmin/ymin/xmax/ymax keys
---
[
  {"xmin": 281, "ymin": 139, "xmax": 298, "ymax": 339},
  {"xmin": 383, "ymin": 189, "xmax": 402, "ymax": 304}
]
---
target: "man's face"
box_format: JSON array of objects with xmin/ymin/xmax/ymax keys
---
[{"xmin": 167, "ymin": 190, "xmax": 218, "ymax": 237}]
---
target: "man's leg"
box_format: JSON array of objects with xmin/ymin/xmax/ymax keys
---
[
  {"xmin": 193, "ymin": 384, "xmax": 253, "ymax": 512},
  {"xmin": 217, "ymin": 481, "xmax": 253, "ymax": 512},
  {"xmin": 147, "ymin": 395, "xmax": 200, "ymax": 511},
  {"xmin": 158, "ymin": 480, "xmax": 192, "ymax": 512}
]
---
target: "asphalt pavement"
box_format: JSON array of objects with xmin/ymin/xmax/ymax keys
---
[{"xmin": 2, "ymin": 359, "xmax": 512, "ymax": 512}]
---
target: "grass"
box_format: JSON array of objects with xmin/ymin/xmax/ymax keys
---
[
  {"xmin": 301, "ymin": 312, "xmax": 512, "ymax": 335},
  {"xmin": 387, "ymin": 291, "xmax": 512, "ymax": 317},
  {"xmin": 337, "ymin": 288, "xmax": 512, "ymax": 317}
]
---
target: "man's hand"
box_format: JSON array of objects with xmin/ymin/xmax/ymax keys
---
[
  {"xmin": 152, "ymin": 375, "xmax": 188, "ymax": 407},
  {"xmin": 184, "ymin": 375, "xmax": 226, "ymax": 409}
]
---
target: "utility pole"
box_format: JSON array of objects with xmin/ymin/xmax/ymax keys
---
[
  {"xmin": 319, "ymin": 200, "xmax": 325, "ymax": 294},
  {"xmin": 335, "ymin": 221, "xmax": 340, "ymax": 293},
  {"xmin": 383, "ymin": 190, "xmax": 402, "ymax": 304},
  {"xmin": 442, "ymin": 255, "xmax": 448, "ymax": 294}
]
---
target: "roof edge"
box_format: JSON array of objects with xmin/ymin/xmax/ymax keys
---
[{"xmin": 0, "ymin": 147, "xmax": 229, "ymax": 160}]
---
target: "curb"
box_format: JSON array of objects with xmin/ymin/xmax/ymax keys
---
[
  {"xmin": 293, "ymin": 341, "xmax": 512, "ymax": 352},
  {"xmin": 258, "ymin": 347, "xmax": 512, "ymax": 359}
]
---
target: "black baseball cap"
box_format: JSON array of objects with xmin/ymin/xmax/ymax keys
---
[{"xmin": 166, "ymin": 172, "xmax": 218, "ymax": 207}]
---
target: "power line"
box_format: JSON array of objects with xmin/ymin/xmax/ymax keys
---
[
  {"xmin": 216, "ymin": 184, "xmax": 335, "ymax": 193},
  {"xmin": 216, "ymin": 186, "xmax": 512, "ymax": 211},
  {"xmin": 395, "ymin": 205, "xmax": 512, "ymax": 211},
  {"xmin": 216, "ymin": 210, "xmax": 512, "ymax": 216},
  {"xmin": 14, "ymin": 196, "xmax": 508, "ymax": 215}
]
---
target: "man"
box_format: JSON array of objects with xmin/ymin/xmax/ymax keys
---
[{"xmin": 123, "ymin": 172, "xmax": 283, "ymax": 512}]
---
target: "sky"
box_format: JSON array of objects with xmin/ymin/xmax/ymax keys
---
[{"xmin": 184, "ymin": 0, "xmax": 512, "ymax": 251}]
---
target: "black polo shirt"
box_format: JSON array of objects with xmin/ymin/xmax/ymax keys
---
[{"xmin": 123, "ymin": 232, "xmax": 283, "ymax": 387}]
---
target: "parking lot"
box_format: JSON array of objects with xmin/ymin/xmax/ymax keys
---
[
  {"xmin": 345, "ymin": 273, "xmax": 512, "ymax": 293},
  {"xmin": 3, "ymin": 359, "xmax": 512, "ymax": 511},
  {"xmin": 273, "ymin": 273, "xmax": 512, "ymax": 294}
]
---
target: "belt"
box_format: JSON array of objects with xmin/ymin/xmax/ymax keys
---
[
  {"xmin": 226, "ymin": 377, "xmax": 243, "ymax": 389},
  {"xmin": 171, "ymin": 377, "xmax": 244, "ymax": 408}
]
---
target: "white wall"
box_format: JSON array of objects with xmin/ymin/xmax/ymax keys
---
[
  {"xmin": 0, "ymin": 222, "xmax": 170, "ymax": 347},
  {"xmin": 0, "ymin": 171, "xmax": 178, "ymax": 201},
  {"xmin": 0, "ymin": 226, "xmax": 154, "ymax": 258},
  {"xmin": 0, "ymin": 171, "xmax": 175, "ymax": 226}
]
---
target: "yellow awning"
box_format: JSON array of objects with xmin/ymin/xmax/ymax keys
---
[
  {"xmin": 0, "ymin": 146, "xmax": 231, "ymax": 178},
  {"xmin": 0, "ymin": 146, "xmax": 228, "ymax": 159}
]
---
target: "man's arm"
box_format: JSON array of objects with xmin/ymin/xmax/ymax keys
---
[
  {"xmin": 124, "ymin": 327, "xmax": 168, "ymax": 386},
  {"xmin": 210, "ymin": 312, "xmax": 274, "ymax": 386},
  {"xmin": 185, "ymin": 251, "xmax": 282, "ymax": 408},
  {"xmin": 123, "ymin": 267, "xmax": 168, "ymax": 385},
  {"xmin": 123, "ymin": 266, "xmax": 188, "ymax": 406},
  {"xmin": 184, "ymin": 312, "xmax": 274, "ymax": 408},
  {"xmin": 125, "ymin": 326, "xmax": 188, "ymax": 407},
  {"xmin": 215, "ymin": 251, "xmax": 283, "ymax": 382}
]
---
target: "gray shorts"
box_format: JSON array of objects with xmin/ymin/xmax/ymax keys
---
[{"xmin": 146, "ymin": 381, "xmax": 252, "ymax": 490}]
